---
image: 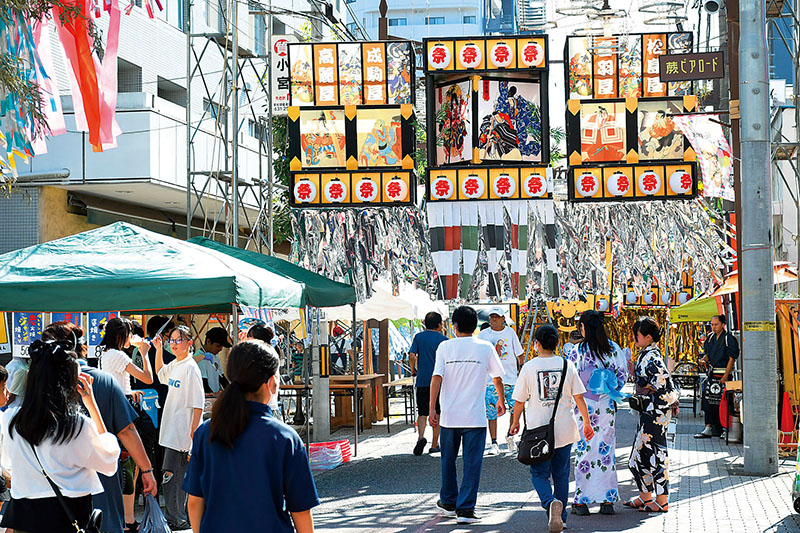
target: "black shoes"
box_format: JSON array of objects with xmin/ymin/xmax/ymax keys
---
[
  {"xmin": 456, "ymin": 509, "xmax": 481, "ymax": 524},
  {"xmin": 436, "ymin": 499, "xmax": 456, "ymax": 517},
  {"xmin": 413, "ymin": 437, "xmax": 427, "ymax": 456},
  {"xmin": 600, "ymin": 503, "xmax": 615, "ymax": 515},
  {"xmin": 571, "ymin": 503, "xmax": 590, "ymax": 515}
]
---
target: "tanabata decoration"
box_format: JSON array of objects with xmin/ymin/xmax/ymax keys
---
[{"xmin": 672, "ymin": 114, "xmax": 734, "ymax": 202}]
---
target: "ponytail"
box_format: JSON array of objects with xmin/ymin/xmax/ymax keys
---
[{"xmin": 209, "ymin": 340, "xmax": 278, "ymax": 448}]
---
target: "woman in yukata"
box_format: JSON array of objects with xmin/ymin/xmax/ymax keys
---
[{"xmin": 567, "ymin": 310, "xmax": 630, "ymax": 516}]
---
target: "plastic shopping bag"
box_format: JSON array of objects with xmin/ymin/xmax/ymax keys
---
[{"xmin": 141, "ymin": 494, "xmax": 172, "ymax": 533}]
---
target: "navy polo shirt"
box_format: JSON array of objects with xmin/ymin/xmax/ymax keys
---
[
  {"xmin": 409, "ymin": 330, "xmax": 448, "ymax": 387},
  {"xmin": 79, "ymin": 361, "xmax": 138, "ymax": 533},
  {"xmin": 183, "ymin": 402, "xmax": 320, "ymax": 533}
]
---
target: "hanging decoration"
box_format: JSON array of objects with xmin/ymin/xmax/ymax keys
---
[{"xmin": 672, "ymin": 114, "xmax": 735, "ymax": 202}]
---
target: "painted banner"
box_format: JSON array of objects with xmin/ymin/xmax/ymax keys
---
[
  {"xmin": 672, "ymin": 114, "xmax": 734, "ymax": 202},
  {"xmin": 12, "ymin": 312, "xmax": 44, "ymax": 358},
  {"xmin": 87, "ymin": 311, "xmax": 120, "ymax": 358}
]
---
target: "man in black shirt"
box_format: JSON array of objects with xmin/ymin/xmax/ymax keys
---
[{"xmin": 695, "ymin": 314, "xmax": 739, "ymax": 439}]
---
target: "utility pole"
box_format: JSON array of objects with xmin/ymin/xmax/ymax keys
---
[
  {"xmin": 738, "ymin": 0, "xmax": 778, "ymax": 475},
  {"xmin": 266, "ymin": 0, "xmax": 274, "ymax": 256},
  {"xmin": 185, "ymin": 0, "xmax": 192, "ymax": 239},
  {"xmin": 231, "ymin": 0, "xmax": 240, "ymax": 247}
]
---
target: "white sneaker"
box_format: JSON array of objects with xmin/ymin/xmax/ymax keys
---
[
  {"xmin": 549, "ymin": 500, "xmax": 564, "ymax": 532},
  {"xmin": 487, "ymin": 443, "xmax": 501, "ymax": 456},
  {"xmin": 506, "ymin": 434, "xmax": 517, "ymax": 455}
]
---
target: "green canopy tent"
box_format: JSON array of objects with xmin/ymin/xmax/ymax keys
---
[
  {"xmin": 187, "ymin": 237, "xmax": 356, "ymax": 308},
  {"xmin": 0, "ymin": 222, "xmax": 321, "ymax": 313},
  {"xmin": 671, "ymin": 296, "xmax": 722, "ymax": 323}
]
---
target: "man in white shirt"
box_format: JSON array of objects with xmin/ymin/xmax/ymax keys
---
[
  {"xmin": 429, "ymin": 306, "xmax": 505, "ymax": 525},
  {"xmin": 156, "ymin": 326, "xmax": 204, "ymax": 531},
  {"xmin": 478, "ymin": 306, "xmax": 524, "ymax": 456}
]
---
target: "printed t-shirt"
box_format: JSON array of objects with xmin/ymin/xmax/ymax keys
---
[
  {"xmin": 409, "ymin": 330, "xmax": 448, "ymax": 387},
  {"xmin": 478, "ymin": 326, "xmax": 524, "ymax": 385},
  {"xmin": 432, "ymin": 336, "xmax": 503, "ymax": 428},
  {"xmin": 513, "ymin": 356, "xmax": 586, "ymax": 449},
  {"xmin": 157, "ymin": 357, "xmax": 204, "ymax": 452}
]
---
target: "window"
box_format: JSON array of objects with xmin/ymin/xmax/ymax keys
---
[
  {"xmin": 177, "ymin": 0, "xmax": 185, "ymax": 30},
  {"xmin": 388, "ymin": 18, "xmax": 407, "ymax": 26},
  {"xmin": 203, "ymin": 98, "xmax": 228, "ymax": 130},
  {"xmin": 248, "ymin": 119, "xmax": 267, "ymax": 141},
  {"xmin": 157, "ymin": 77, "xmax": 186, "ymax": 107},
  {"xmin": 251, "ymin": 2, "xmax": 266, "ymax": 56},
  {"xmin": 463, "ymin": 15, "xmax": 476, "ymax": 24},
  {"xmin": 118, "ymin": 59, "xmax": 142, "ymax": 93},
  {"xmin": 425, "ymin": 16, "xmax": 445, "ymax": 25}
]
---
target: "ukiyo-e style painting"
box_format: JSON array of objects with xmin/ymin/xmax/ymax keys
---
[
  {"xmin": 435, "ymin": 81, "xmax": 472, "ymax": 165},
  {"xmin": 667, "ymin": 32, "xmax": 693, "ymax": 96},
  {"xmin": 580, "ymin": 101, "xmax": 626, "ymax": 163},
  {"xmin": 290, "ymin": 44, "xmax": 314, "ymax": 106},
  {"xmin": 477, "ymin": 80, "xmax": 542, "ymax": 162},
  {"xmin": 638, "ymin": 100, "xmax": 684, "ymax": 160},
  {"xmin": 338, "ymin": 43, "xmax": 363, "ymax": 105},
  {"xmin": 299, "ymin": 109, "xmax": 346, "ymax": 168},
  {"xmin": 387, "ymin": 42, "xmax": 412, "ymax": 104},
  {"xmin": 619, "ymin": 35, "xmax": 642, "ymax": 98},
  {"xmin": 357, "ymin": 109, "xmax": 402, "ymax": 167},
  {"xmin": 568, "ymin": 37, "xmax": 593, "ymax": 98}
]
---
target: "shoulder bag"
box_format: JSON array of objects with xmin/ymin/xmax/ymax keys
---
[
  {"xmin": 517, "ymin": 358, "xmax": 568, "ymax": 466},
  {"xmin": 29, "ymin": 443, "xmax": 102, "ymax": 533}
]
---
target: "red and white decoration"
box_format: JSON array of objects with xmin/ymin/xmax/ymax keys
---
[
  {"xmin": 523, "ymin": 172, "xmax": 547, "ymax": 198},
  {"xmin": 458, "ymin": 43, "xmax": 482, "ymax": 69},
  {"xmin": 577, "ymin": 172, "xmax": 600, "ymax": 197},
  {"xmin": 638, "ymin": 170, "xmax": 662, "ymax": 196},
  {"xmin": 489, "ymin": 42, "xmax": 513, "ymax": 68},
  {"xmin": 461, "ymin": 174, "xmax": 486, "ymax": 199},
  {"xmin": 596, "ymin": 298, "xmax": 610, "ymax": 312},
  {"xmin": 626, "ymin": 291, "xmax": 638, "ymax": 304},
  {"xmin": 431, "ymin": 175, "xmax": 455, "ymax": 200},
  {"xmin": 607, "ymin": 172, "xmax": 631, "ymax": 197},
  {"xmin": 384, "ymin": 176, "xmax": 409, "ymax": 202},
  {"xmin": 323, "ymin": 180, "xmax": 347, "ymax": 203},
  {"xmin": 354, "ymin": 177, "xmax": 379, "ymax": 202},
  {"xmin": 668, "ymin": 169, "xmax": 693, "ymax": 194},
  {"xmin": 492, "ymin": 173, "xmax": 516, "ymax": 198},
  {"xmin": 520, "ymin": 41, "xmax": 544, "ymax": 68},
  {"xmin": 660, "ymin": 290, "xmax": 671, "ymax": 305},
  {"xmin": 293, "ymin": 178, "xmax": 318, "ymax": 203},
  {"xmin": 428, "ymin": 43, "xmax": 452, "ymax": 70},
  {"xmin": 677, "ymin": 291, "xmax": 691, "ymax": 305},
  {"xmin": 643, "ymin": 290, "xmax": 658, "ymax": 305}
]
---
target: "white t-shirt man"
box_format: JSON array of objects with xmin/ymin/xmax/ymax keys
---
[
  {"xmin": 157, "ymin": 357, "xmax": 204, "ymax": 452},
  {"xmin": 100, "ymin": 348, "xmax": 133, "ymax": 395},
  {"xmin": 478, "ymin": 326, "xmax": 524, "ymax": 386},
  {"xmin": 513, "ymin": 356, "xmax": 586, "ymax": 449},
  {"xmin": 433, "ymin": 336, "xmax": 504, "ymax": 428}
]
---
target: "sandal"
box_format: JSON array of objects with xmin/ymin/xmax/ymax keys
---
[
  {"xmin": 623, "ymin": 497, "xmax": 651, "ymax": 509},
  {"xmin": 639, "ymin": 501, "xmax": 669, "ymax": 513}
]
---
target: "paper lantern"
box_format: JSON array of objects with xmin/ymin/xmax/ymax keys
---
[
  {"xmin": 677, "ymin": 291, "xmax": 691, "ymax": 305},
  {"xmin": 431, "ymin": 176, "xmax": 455, "ymax": 200},
  {"xmin": 524, "ymin": 173, "xmax": 547, "ymax": 198},
  {"xmin": 492, "ymin": 173, "xmax": 516, "ymax": 198},
  {"xmin": 660, "ymin": 291, "xmax": 671, "ymax": 305},
  {"xmin": 520, "ymin": 41, "xmax": 544, "ymax": 67},
  {"xmin": 643, "ymin": 290, "xmax": 658, "ymax": 305},
  {"xmin": 638, "ymin": 170, "xmax": 661, "ymax": 196},
  {"xmin": 355, "ymin": 177, "xmax": 379, "ymax": 202},
  {"xmin": 596, "ymin": 298, "xmax": 610, "ymax": 312},
  {"xmin": 384, "ymin": 176, "xmax": 409, "ymax": 202},
  {"xmin": 607, "ymin": 172, "xmax": 631, "ymax": 197},
  {"xmin": 323, "ymin": 180, "xmax": 347, "ymax": 203},
  {"xmin": 577, "ymin": 172, "xmax": 600, "ymax": 197},
  {"xmin": 458, "ymin": 43, "xmax": 482, "ymax": 69},
  {"xmin": 293, "ymin": 178, "xmax": 317, "ymax": 204},
  {"xmin": 626, "ymin": 291, "xmax": 637, "ymax": 304},
  {"xmin": 489, "ymin": 42, "xmax": 513, "ymax": 68},
  {"xmin": 669, "ymin": 170, "xmax": 693, "ymax": 194},
  {"xmin": 461, "ymin": 174, "xmax": 486, "ymax": 199},
  {"xmin": 428, "ymin": 43, "xmax": 452, "ymax": 70}
]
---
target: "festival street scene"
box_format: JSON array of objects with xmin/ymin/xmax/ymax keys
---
[{"xmin": 1, "ymin": 0, "xmax": 800, "ymax": 532}]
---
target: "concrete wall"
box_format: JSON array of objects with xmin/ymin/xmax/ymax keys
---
[{"xmin": 38, "ymin": 187, "xmax": 99, "ymax": 244}]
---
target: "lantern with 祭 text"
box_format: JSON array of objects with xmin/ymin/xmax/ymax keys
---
[
  {"xmin": 643, "ymin": 290, "xmax": 658, "ymax": 305},
  {"xmin": 677, "ymin": 291, "xmax": 691, "ymax": 305},
  {"xmin": 293, "ymin": 178, "xmax": 318, "ymax": 203},
  {"xmin": 428, "ymin": 43, "xmax": 452, "ymax": 70},
  {"xmin": 461, "ymin": 174, "xmax": 486, "ymax": 199},
  {"xmin": 668, "ymin": 169, "xmax": 693, "ymax": 194},
  {"xmin": 626, "ymin": 291, "xmax": 638, "ymax": 304},
  {"xmin": 596, "ymin": 298, "xmax": 610, "ymax": 312},
  {"xmin": 323, "ymin": 180, "xmax": 347, "ymax": 203},
  {"xmin": 607, "ymin": 172, "xmax": 630, "ymax": 197},
  {"xmin": 490, "ymin": 42, "xmax": 513, "ymax": 68},
  {"xmin": 520, "ymin": 40, "xmax": 545, "ymax": 68},
  {"xmin": 660, "ymin": 290, "xmax": 671, "ymax": 305},
  {"xmin": 492, "ymin": 173, "xmax": 516, "ymax": 198},
  {"xmin": 384, "ymin": 176, "xmax": 409, "ymax": 202},
  {"xmin": 577, "ymin": 172, "xmax": 600, "ymax": 197},
  {"xmin": 524, "ymin": 172, "xmax": 547, "ymax": 197},
  {"xmin": 431, "ymin": 175, "xmax": 455, "ymax": 200},
  {"xmin": 638, "ymin": 170, "xmax": 661, "ymax": 196},
  {"xmin": 458, "ymin": 43, "xmax": 482, "ymax": 69},
  {"xmin": 355, "ymin": 177, "xmax": 379, "ymax": 202}
]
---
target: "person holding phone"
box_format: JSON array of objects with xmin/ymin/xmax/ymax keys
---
[{"xmin": 0, "ymin": 340, "xmax": 120, "ymax": 533}]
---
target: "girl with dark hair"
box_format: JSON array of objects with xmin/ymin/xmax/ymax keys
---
[
  {"xmin": 99, "ymin": 317, "xmax": 154, "ymax": 395},
  {"xmin": 566, "ymin": 310, "xmax": 630, "ymax": 516},
  {"xmin": 0, "ymin": 340, "xmax": 120, "ymax": 533},
  {"xmin": 626, "ymin": 316, "xmax": 678, "ymax": 513},
  {"xmin": 183, "ymin": 340, "xmax": 319, "ymax": 533}
]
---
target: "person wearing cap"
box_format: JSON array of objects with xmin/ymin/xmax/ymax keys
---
[
  {"xmin": 194, "ymin": 327, "xmax": 233, "ymax": 394},
  {"xmin": 478, "ymin": 306, "xmax": 524, "ymax": 456}
]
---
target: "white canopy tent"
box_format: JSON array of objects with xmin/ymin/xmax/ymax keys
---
[{"xmin": 325, "ymin": 279, "xmax": 448, "ymax": 322}]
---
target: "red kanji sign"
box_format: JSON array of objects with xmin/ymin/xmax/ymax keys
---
[
  {"xmin": 580, "ymin": 174, "xmax": 598, "ymax": 194},
  {"xmin": 429, "ymin": 44, "xmax": 451, "ymax": 69},
  {"xmin": 433, "ymin": 178, "xmax": 452, "ymax": 198},
  {"xmin": 495, "ymin": 175, "xmax": 512, "ymax": 196},
  {"xmin": 680, "ymin": 173, "xmax": 691, "ymax": 190},
  {"xmin": 460, "ymin": 44, "xmax": 481, "ymax": 68},
  {"xmin": 464, "ymin": 178, "xmax": 480, "ymax": 196},
  {"xmin": 641, "ymin": 173, "xmax": 658, "ymax": 193},
  {"xmin": 493, "ymin": 45, "xmax": 510, "ymax": 65},
  {"xmin": 327, "ymin": 181, "xmax": 344, "ymax": 200},
  {"xmin": 359, "ymin": 181, "xmax": 375, "ymax": 198},
  {"xmin": 296, "ymin": 182, "xmax": 313, "ymax": 201},
  {"xmin": 386, "ymin": 180, "xmax": 402, "ymax": 198},
  {"xmin": 521, "ymin": 42, "xmax": 542, "ymax": 66},
  {"xmin": 528, "ymin": 176, "xmax": 543, "ymax": 195}
]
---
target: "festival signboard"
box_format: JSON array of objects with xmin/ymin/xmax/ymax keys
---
[
  {"xmin": 291, "ymin": 171, "xmax": 414, "ymax": 207},
  {"xmin": 427, "ymin": 166, "xmax": 553, "ymax": 202},
  {"xmin": 87, "ymin": 311, "xmax": 119, "ymax": 358},
  {"xmin": 11, "ymin": 312, "xmax": 44, "ymax": 358}
]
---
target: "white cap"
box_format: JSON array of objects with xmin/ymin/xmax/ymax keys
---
[{"xmin": 488, "ymin": 306, "xmax": 506, "ymax": 317}]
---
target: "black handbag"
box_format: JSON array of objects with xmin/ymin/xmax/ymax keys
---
[
  {"xmin": 628, "ymin": 394, "xmax": 651, "ymax": 413},
  {"xmin": 517, "ymin": 358, "xmax": 568, "ymax": 466},
  {"xmin": 30, "ymin": 444, "xmax": 103, "ymax": 533}
]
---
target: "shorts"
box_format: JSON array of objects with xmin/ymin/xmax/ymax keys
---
[
  {"xmin": 485, "ymin": 383, "xmax": 515, "ymax": 420},
  {"xmin": 416, "ymin": 386, "xmax": 441, "ymax": 417},
  {"xmin": 120, "ymin": 455, "xmax": 136, "ymax": 495}
]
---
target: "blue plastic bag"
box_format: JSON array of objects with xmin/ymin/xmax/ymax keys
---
[{"xmin": 141, "ymin": 494, "xmax": 172, "ymax": 533}]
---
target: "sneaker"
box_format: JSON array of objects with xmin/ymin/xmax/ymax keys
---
[
  {"xmin": 694, "ymin": 426, "xmax": 713, "ymax": 439},
  {"xmin": 549, "ymin": 500, "xmax": 564, "ymax": 532},
  {"xmin": 487, "ymin": 442, "xmax": 501, "ymax": 456},
  {"xmin": 413, "ymin": 437, "xmax": 427, "ymax": 456},
  {"xmin": 436, "ymin": 499, "xmax": 456, "ymax": 517},
  {"xmin": 506, "ymin": 434, "xmax": 517, "ymax": 455},
  {"xmin": 456, "ymin": 509, "xmax": 481, "ymax": 524}
]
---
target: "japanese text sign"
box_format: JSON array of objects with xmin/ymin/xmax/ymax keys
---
[
  {"xmin": 659, "ymin": 52, "xmax": 724, "ymax": 81},
  {"xmin": 427, "ymin": 166, "xmax": 553, "ymax": 202},
  {"xmin": 425, "ymin": 36, "xmax": 547, "ymax": 72},
  {"xmin": 291, "ymin": 171, "xmax": 414, "ymax": 207},
  {"xmin": 12, "ymin": 312, "xmax": 44, "ymax": 358},
  {"xmin": 87, "ymin": 312, "xmax": 119, "ymax": 358}
]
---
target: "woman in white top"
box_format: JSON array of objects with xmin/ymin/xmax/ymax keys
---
[{"xmin": 0, "ymin": 339, "xmax": 120, "ymax": 533}]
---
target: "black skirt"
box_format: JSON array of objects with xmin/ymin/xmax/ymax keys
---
[{"xmin": 0, "ymin": 494, "xmax": 92, "ymax": 533}]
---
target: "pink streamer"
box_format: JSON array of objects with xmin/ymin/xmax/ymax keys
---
[{"xmin": 31, "ymin": 17, "xmax": 67, "ymax": 155}]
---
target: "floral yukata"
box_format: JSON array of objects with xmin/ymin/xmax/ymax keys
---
[
  {"xmin": 568, "ymin": 342, "xmax": 629, "ymax": 505},
  {"xmin": 629, "ymin": 344, "xmax": 679, "ymax": 497}
]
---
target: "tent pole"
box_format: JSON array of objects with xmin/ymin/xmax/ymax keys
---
[
  {"xmin": 232, "ymin": 304, "xmax": 239, "ymax": 343},
  {"xmin": 351, "ymin": 302, "xmax": 358, "ymax": 457}
]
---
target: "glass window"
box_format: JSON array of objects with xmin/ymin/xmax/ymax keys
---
[
  {"xmin": 425, "ymin": 16, "xmax": 445, "ymax": 25},
  {"xmin": 463, "ymin": 15, "xmax": 476, "ymax": 24},
  {"xmin": 388, "ymin": 18, "xmax": 407, "ymax": 26}
]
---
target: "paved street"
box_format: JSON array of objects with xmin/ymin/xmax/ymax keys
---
[{"xmin": 312, "ymin": 398, "xmax": 800, "ymax": 532}]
